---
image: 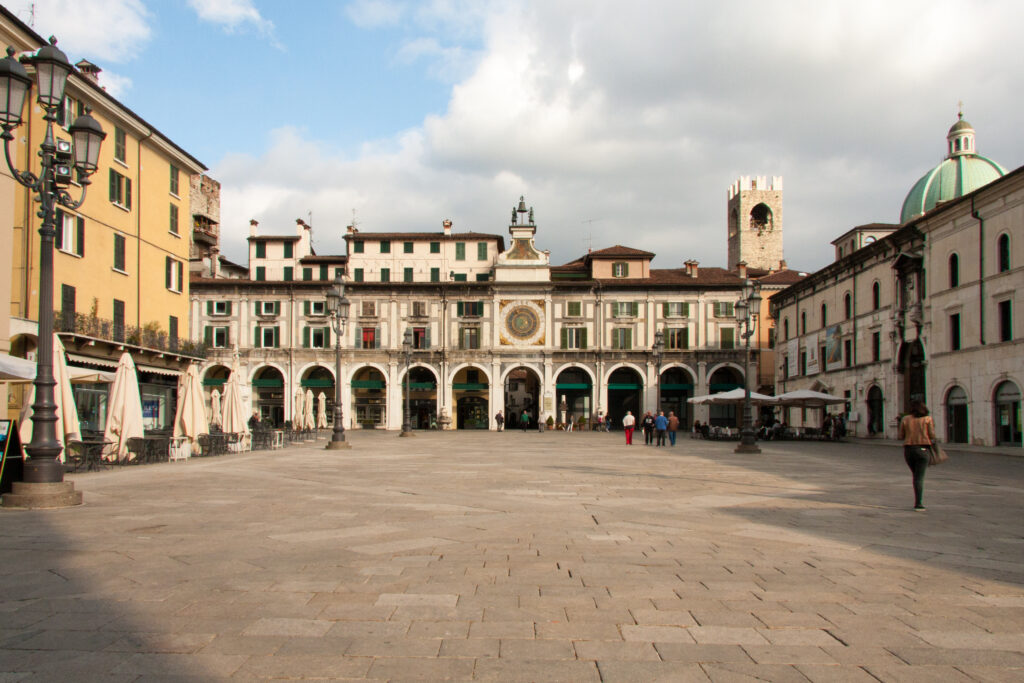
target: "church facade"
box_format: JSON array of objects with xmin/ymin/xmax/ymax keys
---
[{"xmin": 191, "ymin": 188, "xmax": 801, "ymax": 431}]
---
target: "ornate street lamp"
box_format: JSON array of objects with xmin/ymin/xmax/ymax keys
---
[
  {"xmin": 400, "ymin": 327, "xmax": 414, "ymax": 437},
  {"xmin": 325, "ymin": 276, "xmax": 351, "ymax": 449},
  {"xmin": 652, "ymin": 328, "xmax": 664, "ymax": 413},
  {"xmin": 1, "ymin": 39, "xmax": 105, "ymax": 487},
  {"xmin": 734, "ymin": 280, "xmax": 762, "ymax": 453}
]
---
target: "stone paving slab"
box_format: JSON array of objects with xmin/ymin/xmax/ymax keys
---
[{"xmin": 1, "ymin": 432, "xmax": 1023, "ymax": 680}]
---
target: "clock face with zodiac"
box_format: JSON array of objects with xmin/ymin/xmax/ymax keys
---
[{"xmin": 501, "ymin": 301, "xmax": 545, "ymax": 346}]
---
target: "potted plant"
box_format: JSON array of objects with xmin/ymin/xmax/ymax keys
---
[{"xmin": 546, "ymin": 415, "xmax": 555, "ymax": 430}]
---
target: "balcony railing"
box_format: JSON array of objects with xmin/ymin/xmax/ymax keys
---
[{"xmin": 55, "ymin": 311, "xmax": 207, "ymax": 360}]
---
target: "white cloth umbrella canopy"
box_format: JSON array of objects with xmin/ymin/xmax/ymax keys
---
[
  {"xmin": 103, "ymin": 352, "xmax": 144, "ymax": 462},
  {"xmin": 687, "ymin": 387, "xmax": 776, "ymax": 405},
  {"xmin": 173, "ymin": 365, "xmax": 209, "ymax": 453},
  {"xmin": 317, "ymin": 392, "xmax": 328, "ymax": 429},
  {"xmin": 209, "ymin": 388, "xmax": 221, "ymax": 426},
  {"xmin": 294, "ymin": 387, "xmax": 306, "ymax": 428},
  {"xmin": 0, "ymin": 353, "xmax": 36, "ymax": 380},
  {"xmin": 772, "ymin": 389, "xmax": 847, "ymax": 408},
  {"xmin": 220, "ymin": 360, "xmax": 248, "ymax": 435},
  {"xmin": 17, "ymin": 335, "xmax": 81, "ymax": 462},
  {"xmin": 304, "ymin": 389, "xmax": 316, "ymax": 430}
]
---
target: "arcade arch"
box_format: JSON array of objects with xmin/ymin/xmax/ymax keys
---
[
  {"xmin": 504, "ymin": 366, "xmax": 541, "ymax": 429},
  {"xmin": 351, "ymin": 366, "xmax": 387, "ymax": 429}
]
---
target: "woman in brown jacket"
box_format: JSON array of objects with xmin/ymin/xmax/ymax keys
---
[{"xmin": 897, "ymin": 400, "xmax": 935, "ymax": 511}]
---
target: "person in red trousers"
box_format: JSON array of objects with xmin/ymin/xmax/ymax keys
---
[{"xmin": 622, "ymin": 411, "xmax": 636, "ymax": 445}]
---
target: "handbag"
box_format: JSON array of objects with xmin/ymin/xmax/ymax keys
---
[{"xmin": 927, "ymin": 442, "xmax": 949, "ymax": 466}]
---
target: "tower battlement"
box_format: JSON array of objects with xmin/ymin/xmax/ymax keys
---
[{"xmin": 728, "ymin": 175, "xmax": 783, "ymax": 200}]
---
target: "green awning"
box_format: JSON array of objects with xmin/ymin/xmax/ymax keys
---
[
  {"xmin": 252, "ymin": 378, "xmax": 283, "ymax": 388},
  {"xmin": 301, "ymin": 379, "xmax": 334, "ymax": 388},
  {"xmin": 453, "ymin": 382, "xmax": 488, "ymax": 391},
  {"xmin": 608, "ymin": 383, "xmax": 641, "ymax": 390},
  {"xmin": 711, "ymin": 383, "xmax": 742, "ymax": 391},
  {"xmin": 556, "ymin": 383, "xmax": 591, "ymax": 390},
  {"xmin": 202, "ymin": 378, "xmax": 226, "ymax": 387},
  {"xmin": 408, "ymin": 382, "xmax": 436, "ymax": 390},
  {"xmin": 352, "ymin": 380, "xmax": 385, "ymax": 389},
  {"xmin": 661, "ymin": 383, "xmax": 694, "ymax": 390}
]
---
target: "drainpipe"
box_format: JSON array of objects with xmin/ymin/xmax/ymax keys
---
[
  {"xmin": 137, "ymin": 129, "xmax": 154, "ymax": 328},
  {"xmin": 972, "ymin": 197, "xmax": 985, "ymax": 346}
]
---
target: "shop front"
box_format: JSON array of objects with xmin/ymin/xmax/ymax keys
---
[
  {"xmin": 353, "ymin": 366, "xmax": 387, "ymax": 428},
  {"xmin": 453, "ymin": 366, "xmax": 488, "ymax": 429}
]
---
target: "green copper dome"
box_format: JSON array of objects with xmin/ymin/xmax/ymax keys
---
[{"xmin": 900, "ymin": 114, "xmax": 1006, "ymax": 223}]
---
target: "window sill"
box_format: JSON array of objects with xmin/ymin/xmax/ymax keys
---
[
  {"xmin": 113, "ymin": 158, "xmax": 130, "ymax": 169},
  {"xmin": 111, "ymin": 202, "xmax": 131, "ymax": 213},
  {"xmin": 170, "ymin": 191, "xmax": 181, "ymax": 200},
  {"xmin": 112, "ymin": 267, "xmax": 128, "ymax": 276},
  {"xmin": 168, "ymin": 230, "xmax": 181, "ymax": 239},
  {"xmin": 167, "ymin": 287, "xmax": 182, "ymax": 294},
  {"xmin": 58, "ymin": 248, "xmax": 83, "ymax": 258}
]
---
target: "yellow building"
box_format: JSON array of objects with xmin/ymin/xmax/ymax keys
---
[{"xmin": 2, "ymin": 7, "xmax": 208, "ymax": 429}]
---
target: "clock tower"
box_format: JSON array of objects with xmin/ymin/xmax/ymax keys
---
[{"xmin": 727, "ymin": 175, "xmax": 784, "ymax": 272}]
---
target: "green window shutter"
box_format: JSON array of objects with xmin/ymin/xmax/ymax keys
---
[
  {"xmin": 255, "ymin": 242, "xmax": 265, "ymax": 258},
  {"xmin": 76, "ymin": 216, "xmax": 85, "ymax": 256},
  {"xmin": 581, "ymin": 328, "xmax": 588, "ymax": 350},
  {"xmin": 108, "ymin": 169, "xmax": 116, "ymax": 203},
  {"xmin": 430, "ymin": 242, "xmax": 440, "ymax": 253},
  {"xmin": 561, "ymin": 328, "xmax": 568, "ymax": 349},
  {"xmin": 274, "ymin": 301, "xmax": 281, "ymax": 315},
  {"xmin": 375, "ymin": 328, "xmax": 381, "ymax": 349},
  {"xmin": 125, "ymin": 177, "xmax": 132, "ymax": 210},
  {"xmin": 663, "ymin": 302, "xmax": 669, "ymax": 317},
  {"xmin": 430, "ymin": 268, "xmax": 439, "ymax": 282},
  {"xmin": 455, "ymin": 242, "xmax": 465, "ymax": 260},
  {"xmin": 204, "ymin": 326, "xmax": 212, "ymax": 345},
  {"xmin": 611, "ymin": 330, "xmax": 619, "ymax": 350},
  {"xmin": 256, "ymin": 266, "xmax": 265, "ymax": 281},
  {"xmin": 632, "ymin": 302, "xmax": 639, "ymax": 316},
  {"xmin": 303, "ymin": 327, "xmax": 310, "ymax": 348},
  {"xmin": 457, "ymin": 302, "xmax": 464, "ymax": 316},
  {"xmin": 404, "ymin": 267, "xmax": 413, "ymax": 283},
  {"xmin": 283, "ymin": 266, "xmax": 292, "ymax": 281},
  {"xmin": 303, "ymin": 268, "xmax": 312, "ymax": 281},
  {"xmin": 682, "ymin": 328, "xmax": 689, "ymax": 349},
  {"xmin": 477, "ymin": 242, "xmax": 487, "ymax": 260},
  {"xmin": 225, "ymin": 328, "xmax": 230, "ymax": 345},
  {"xmin": 682, "ymin": 302, "xmax": 689, "ymax": 317},
  {"xmin": 165, "ymin": 256, "xmax": 172, "ymax": 289},
  {"xmin": 206, "ymin": 301, "xmax": 213, "ymax": 315},
  {"xmin": 320, "ymin": 265, "xmax": 327, "ymax": 280},
  {"xmin": 254, "ymin": 301, "xmax": 261, "ymax": 315},
  {"xmin": 425, "ymin": 327, "xmax": 431, "ymax": 349},
  {"xmin": 273, "ymin": 326, "xmax": 280, "ymax": 348},
  {"xmin": 226, "ymin": 302, "xmax": 232, "ymax": 316},
  {"xmin": 283, "ymin": 242, "xmax": 292, "ymax": 258},
  {"xmin": 304, "ymin": 301, "xmax": 310, "ymax": 315},
  {"xmin": 55, "ymin": 209, "xmax": 64, "ymax": 249},
  {"xmin": 253, "ymin": 326, "xmax": 261, "ymax": 348}
]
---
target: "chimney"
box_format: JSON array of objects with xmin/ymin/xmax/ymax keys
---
[
  {"xmin": 443, "ymin": 219, "xmax": 452, "ymax": 236},
  {"xmin": 296, "ymin": 218, "xmax": 308, "ymax": 235},
  {"xmin": 75, "ymin": 59, "xmax": 101, "ymax": 84},
  {"xmin": 684, "ymin": 259, "xmax": 699, "ymax": 279},
  {"xmin": 736, "ymin": 261, "xmax": 747, "ymax": 279},
  {"xmin": 249, "ymin": 219, "xmax": 259, "ymax": 237},
  {"xmin": 210, "ymin": 246, "xmax": 220, "ymax": 278},
  {"xmin": 779, "ymin": 259, "xmax": 787, "ymax": 270}
]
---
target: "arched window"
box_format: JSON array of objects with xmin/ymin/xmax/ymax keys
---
[
  {"xmin": 801, "ymin": 311, "xmax": 806, "ymax": 335},
  {"xmin": 872, "ymin": 281, "xmax": 881, "ymax": 310},
  {"xmin": 998, "ymin": 234, "xmax": 1010, "ymax": 273},
  {"xmin": 949, "ymin": 253, "xmax": 959, "ymax": 288},
  {"xmin": 954, "ymin": 138, "xmax": 961, "ymax": 152},
  {"xmin": 784, "ymin": 318, "xmax": 790, "ymax": 340},
  {"xmin": 820, "ymin": 303, "xmax": 827, "ymax": 327},
  {"xmin": 844, "ymin": 292, "xmax": 852, "ymax": 320}
]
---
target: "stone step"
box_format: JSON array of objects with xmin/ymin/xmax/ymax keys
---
[{"xmin": 1, "ymin": 481, "xmax": 83, "ymax": 509}]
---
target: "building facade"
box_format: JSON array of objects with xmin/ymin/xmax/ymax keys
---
[
  {"xmin": 193, "ymin": 192, "xmax": 802, "ymax": 431},
  {"xmin": 2, "ymin": 7, "xmax": 210, "ymax": 428},
  {"xmin": 770, "ymin": 117, "xmax": 1022, "ymax": 446}
]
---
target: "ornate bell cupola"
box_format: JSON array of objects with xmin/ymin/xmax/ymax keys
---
[{"xmin": 495, "ymin": 195, "xmax": 550, "ymax": 282}]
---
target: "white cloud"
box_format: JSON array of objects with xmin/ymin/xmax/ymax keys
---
[
  {"xmin": 215, "ymin": 1, "xmax": 1024, "ymax": 272},
  {"xmin": 26, "ymin": 0, "xmax": 151, "ymax": 63},
  {"xmin": 345, "ymin": 0, "xmax": 405, "ymax": 28},
  {"xmin": 95, "ymin": 70, "xmax": 132, "ymax": 99},
  {"xmin": 187, "ymin": 0, "xmax": 278, "ymax": 44}
]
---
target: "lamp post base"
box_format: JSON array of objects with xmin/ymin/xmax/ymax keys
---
[
  {"xmin": 734, "ymin": 441, "xmax": 762, "ymax": 454},
  {"xmin": 399, "ymin": 430, "xmax": 415, "ymax": 437},
  {"xmin": 325, "ymin": 438, "xmax": 351, "ymax": 450},
  {"xmin": 2, "ymin": 481, "xmax": 82, "ymax": 509}
]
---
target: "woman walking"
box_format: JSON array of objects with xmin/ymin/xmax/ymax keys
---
[{"xmin": 898, "ymin": 400, "xmax": 935, "ymax": 511}]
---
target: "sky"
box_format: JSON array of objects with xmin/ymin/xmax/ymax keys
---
[{"xmin": 13, "ymin": 0, "xmax": 1024, "ymax": 272}]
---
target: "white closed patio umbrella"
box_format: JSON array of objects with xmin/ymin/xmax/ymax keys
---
[
  {"xmin": 304, "ymin": 389, "xmax": 316, "ymax": 430},
  {"xmin": 220, "ymin": 360, "xmax": 248, "ymax": 436},
  {"xmin": 209, "ymin": 388, "xmax": 221, "ymax": 427},
  {"xmin": 173, "ymin": 364, "xmax": 209, "ymax": 454},
  {"xmin": 317, "ymin": 392, "xmax": 328, "ymax": 429},
  {"xmin": 18, "ymin": 335, "xmax": 81, "ymax": 462},
  {"xmin": 103, "ymin": 352, "xmax": 144, "ymax": 462},
  {"xmin": 293, "ymin": 387, "xmax": 306, "ymax": 429}
]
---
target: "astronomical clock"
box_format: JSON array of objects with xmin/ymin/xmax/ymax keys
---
[{"xmin": 499, "ymin": 300, "xmax": 545, "ymax": 346}]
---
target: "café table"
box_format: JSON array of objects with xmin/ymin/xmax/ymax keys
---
[
  {"xmin": 168, "ymin": 436, "xmax": 190, "ymax": 461},
  {"xmin": 78, "ymin": 439, "xmax": 113, "ymax": 471}
]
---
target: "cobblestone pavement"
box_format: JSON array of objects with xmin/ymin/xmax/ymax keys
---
[{"xmin": 1, "ymin": 432, "xmax": 1023, "ymax": 681}]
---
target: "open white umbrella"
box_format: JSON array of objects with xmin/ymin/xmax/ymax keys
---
[
  {"xmin": 1, "ymin": 353, "xmax": 36, "ymax": 380},
  {"xmin": 17, "ymin": 335, "xmax": 81, "ymax": 462},
  {"xmin": 304, "ymin": 389, "xmax": 316, "ymax": 430},
  {"xmin": 209, "ymin": 388, "xmax": 221, "ymax": 426},
  {"xmin": 772, "ymin": 389, "xmax": 846, "ymax": 408},
  {"xmin": 688, "ymin": 387, "xmax": 776, "ymax": 405},
  {"xmin": 317, "ymin": 392, "xmax": 328, "ymax": 429},
  {"xmin": 103, "ymin": 352, "xmax": 144, "ymax": 462},
  {"xmin": 220, "ymin": 360, "xmax": 248, "ymax": 435},
  {"xmin": 173, "ymin": 365, "xmax": 209, "ymax": 454}
]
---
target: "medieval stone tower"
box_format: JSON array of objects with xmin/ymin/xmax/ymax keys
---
[{"xmin": 727, "ymin": 176, "xmax": 784, "ymax": 271}]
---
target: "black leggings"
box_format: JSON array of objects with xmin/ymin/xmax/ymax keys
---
[{"xmin": 903, "ymin": 446, "xmax": 929, "ymax": 507}]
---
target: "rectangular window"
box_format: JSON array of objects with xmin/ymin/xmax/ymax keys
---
[
  {"xmin": 211, "ymin": 301, "xmax": 232, "ymax": 316},
  {"xmin": 404, "ymin": 241, "xmax": 414, "ymax": 253},
  {"xmin": 611, "ymin": 301, "xmax": 639, "ymax": 318},
  {"xmin": 169, "ymin": 164, "xmax": 179, "ymax": 195},
  {"xmin": 455, "ymin": 242, "xmax": 466, "ymax": 260},
  {"xmin": 353, "ymin": 268, "xmax": 364, "ymax": 282},
  {"xmin": 872, "ymin": 331, "xmax": 881, "ymax": 362},
  {"xmin": 460, "ymin": 326, "xmax": 480, "ymax": 349},
  {"xmin": 561, "ymin": 327, "xmax": 588, "ymax": 350},
  {"xmin": 334, "ymin": 267, "xmax": 344, "ymax": 280},
  {"xmin": 60, "ymin": 284, "xmax": 75, "ymax": 331},
  {"xmin": 255, "ymin": 266, "xmax": 266, "ymax": 281},
  {"xmin": 114, "ymin": 126, "xmax": 126, "ymax": 162},
  {"xmin": 256, "ymin": 301, "xmax": 279, "ymax": 316},
  {"xmin": 667, "ymin": 327, "xmax": 689, "ymax": 350},
  {"xmin": 283, "ymin": 266, "xmax": 293, "ymax": 281},
  {"xmin": 305, "ymin": 300, "xmax": 326, "ymax": 316},
  {"xmin": 209, "ymin": 326, "xmax": 229, "ymax": 348},
  {"xmin": 452, "ymin": 273, "xmax": 467, "ymax": 281},
  {"xmin": 430, "ymin": 268, "xmax": 440, "ymax": 282},
  {"xmin": 380, "ymin": 240, "xmax": 391, "ymax": 254},
  {"xmin": 352, "ymin": 240, "xmax": 364, "ymax": 253},
  {"xmin": 844, "ymin": 338, "xmax": 852, "ymax": 367},
  {"xmin": 319, "ymin": 265, "xmax": 327, "ymax": 281},
  {"xmin": 663, "ymin": 302, "xmax": 689, "ymax": 317},
  {"xmin": 412, "ymin": 326, "xmax": 429, "ymax": 349},
  {"xmin": 477, "ymin": 242, "xmax": 487, "ymax": 260},
  {"xmin": 108, "ymin": 169, "xmax": 131, "ymax": 209},
  {"xmin": 361, "ymin": 327, "xmax": 377, "ymax": 349},
  {"xmin": 255, "ymin": 241, "xmax": 266, "ymax": 258},
  {"xmin": 612, "ymin": 262, "xmax": 628, "ymax": 277},
  {"xmin": 302, "ymin": 267, "xmax": 312, "ymax": 281},
  {"xmin": 458, "ymin": 301, "xmax": 484, "ymax": 317},
  {"xmin": 720, "ymin": 327, "xmax": 735, "ymax": 349},
  {"xmin": 999, "ymin": 300, "xmax": 1012, "ymax": 342},
  {"xmin": 113, "ymin": 299, "xmax": 124, "ymax": 342},
  {"xmin": 381, "ymin": 268, "xmax": 390, "ymax": 283},
  {"xmin": 305, "ymin": 327, "xmax": 328, "ymax": 349},
  {"xmin": 169, "ymin": 203, "xmax": 179, "ymax": 235},
  {"xmin": 404, "ymin": 267, "xmax": 413, "ymax": 283},
  {"xmin": 566, "ymin": 301, "xmax": 582, "ymax": 317},
  {"xmin": 611, "ymin": 328, "xmax": 632, "ymax": 350},
  {"xmin": 361, "ymin": 301, "xmax": 376, "ymax": 317},
  {"xmin": 113, "ymin": 233, "xmax": 126, "ymax": 272},
  {"xmin": 412, "ymin": 301, "xmax": 427, "ymax": 317},
  {"xmin": 168, "ymin": 316, "xmax": 178, "ymax": 348},
  {"xmin": 950, "ymin": 313, "xmax": 962, "ymax": 351},
  {"xmin": 283, "ymin": 242, "xmax": 293, "ymax": 258},
  {"xmin": 430, "ymin": 241, "xmax": 440, "ymax": 254},
  {"xmin": 713, "ymin": 302, "xmax": 735, "ymax": 318},
  {"xmin": 260, "ymin": 326, "xmax": 279, "ymax": 348},
  {"xmin": 473, "ymin": 273, "xmax": 488, "ymax": 282},
  {"xmin": 800, "ymin": 351, "xmax": 807, "ymax": 375},
  {"xmin": 165, "ymin": 256, "xmax": 183, "ymax": 293}
]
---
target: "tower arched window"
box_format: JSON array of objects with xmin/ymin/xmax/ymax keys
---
[
  {"xmin": 949, "ymin": 253, "xmax": 959, "ymax": 288},
  {"xmin": 872, "ymin": 281, "xmax": 881, "ymax": 310},
  {"xmin": 784, "ymin": 318, "xmax": 789, "ymax": 340},
  {"xmin": 955, "ymin": 138, "xmax": 961, "ymax": 152},
  {"xmin": 998, "ymin": 234, "xmax": 1011, "ymax": 273},
  {"xmin": 821, "ymin": 303, "xmax": 827, "ymax": 328},
  {"xmin": 801, "ymin": 311, "xmax": 807, "ymax": 335},
  {"xmin": 844, "ymin": 293, "xmax": 852, "ymax": 320}
]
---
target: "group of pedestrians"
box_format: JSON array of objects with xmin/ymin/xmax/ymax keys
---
[{"xmin": 621, "ymin": 410, "xmax": 680, "ymax": 446}]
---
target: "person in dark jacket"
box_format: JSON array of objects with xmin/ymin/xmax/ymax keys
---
[{"xmin": 641, "ymin": 411, "xmax": 656, "ymax": 445}]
